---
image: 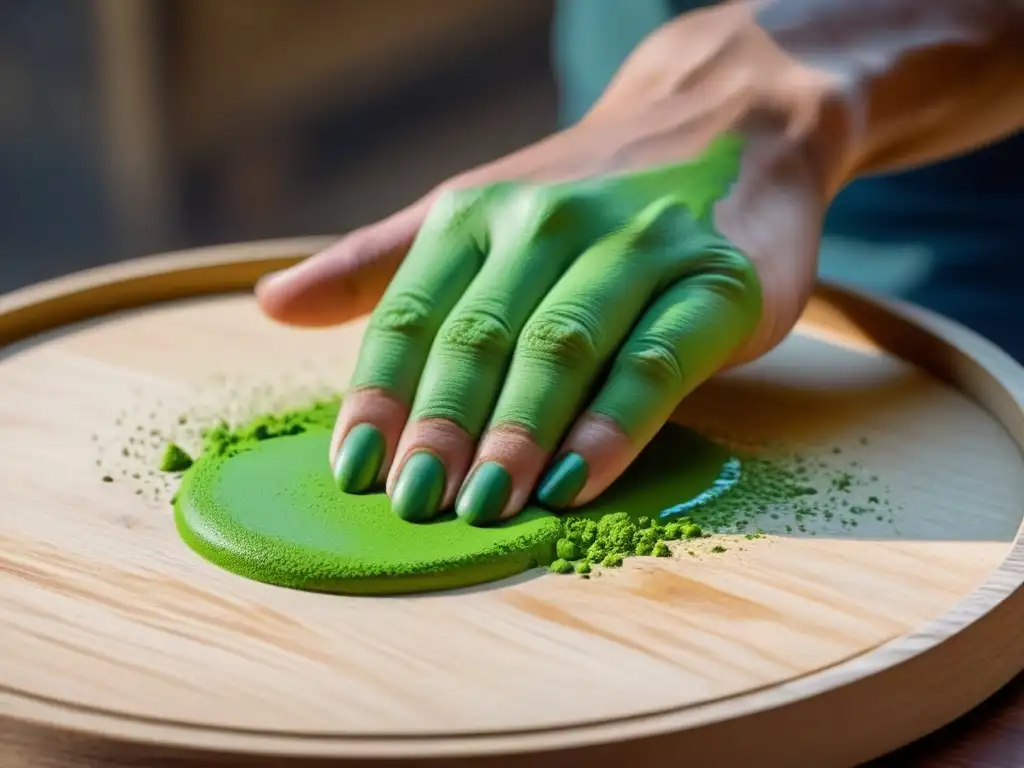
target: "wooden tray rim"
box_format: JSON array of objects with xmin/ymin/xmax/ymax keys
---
[{"xmin": 2, "ymin": 236, "xmax": 1023, "ymax": 764}]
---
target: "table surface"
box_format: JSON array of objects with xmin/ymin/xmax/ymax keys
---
[{"xmin": 871, "ymin": 673, "xmax": 1024, "ymax": 767}]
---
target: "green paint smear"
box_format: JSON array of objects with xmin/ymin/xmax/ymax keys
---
[{"xmin": 171, "ymin": 397, "xmax": 882, "ymax": 595}]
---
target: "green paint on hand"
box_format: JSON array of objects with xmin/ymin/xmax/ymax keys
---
[{"xmin": 348, "ymin": 134, "xmax": 760, "ymax": 462}]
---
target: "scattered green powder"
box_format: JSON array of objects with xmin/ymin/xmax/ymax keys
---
[
  {"xmin": 163, "ymin": 397, "xmax": 895, "ymax": 594},
  {"xmin": 197, "ymin": 399, "xmax": 337, "ymax": 460},
  {"xmin": 159, "ymin": 443, "xmax": 194, "ymax": 473},
  {"xmin": 601, "ymin": 553, "xmax": 624, "ymax": 568},
  {"xmin": 555, "ymin": 538, "xmax": 581, "ymax": 561},
  {"xmin": 549, "ymin": 559, "xmax": 574, "ymax": 574}
]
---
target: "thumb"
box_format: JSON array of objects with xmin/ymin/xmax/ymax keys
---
[
  {"xmin": 255, "ymin": 135, "xmax": 565, "ymax": 327},
  {"xmin": 255, "ymin": 201, "xmax": 428, "ymax": 327}
]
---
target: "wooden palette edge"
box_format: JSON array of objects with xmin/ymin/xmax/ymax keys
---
[{"xmin": 2, "ymin": 236, "xmax": 1023, "ymax": 767}]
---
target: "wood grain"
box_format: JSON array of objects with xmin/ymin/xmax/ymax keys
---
[{"xmin": 2, "ymin": 238, "xmax": 1024, "ymax": 767}]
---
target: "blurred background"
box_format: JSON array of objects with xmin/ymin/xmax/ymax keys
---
[{"xmin": 0, "ymin": 0, "xmax": 558, "ymax": 293}]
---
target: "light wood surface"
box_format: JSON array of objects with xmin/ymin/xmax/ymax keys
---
[{"xmin": 2, "ymin": 238, "xmax": 1024, "ymax": 767}]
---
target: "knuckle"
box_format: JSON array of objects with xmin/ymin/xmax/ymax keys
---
[
  {"xmin": 618, "ymin": 339, "xmax": 684, "ymax": 390},
  {"xmin": 632, "ymin": 196, "xmax": 693, "ymax": 238},
  {"xmin": 502, "ymin": 186, "xmax": 588, "ymax": 243},
  {"xmin": 518, "ymin": 307, "xmax": 598, "ymax": 367},
  {"xmin": 437, "ymin": 308, "xmax": 514, "ymax": 360},
  {"xmin": 701, "ymin": 248, "xmax": 762, "ymax": 303},
  {"xmin": 424, "ymin": 186, "xmax": 487, "ymax": 233},
  {"xmin": 368, "ymin": 289, "xmax": 436, "ymax": 341}
]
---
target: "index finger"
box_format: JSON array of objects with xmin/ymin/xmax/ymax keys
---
[{"xmin": 255, "ymin": 204, "xmax": 427, "ymax": 327}]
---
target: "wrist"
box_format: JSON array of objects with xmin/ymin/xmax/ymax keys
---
[
  {"xmin": 586, "ymin": 2, "xmax": 860, "ymax": 202},
  {"xmin": 751, "ymin": 0, "xmax": 1024, "ymax": 184}
]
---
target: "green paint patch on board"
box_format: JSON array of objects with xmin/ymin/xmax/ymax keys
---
[
  {"xmin": 169, "ymin": 396, "xmax": 890, "ymax": 594},
  {"xmin": 172, "ymin": 398, "xmax": 742, "ymax": 595},
  {"xmin": 176, "ymin": 430, "xmax": 563, "ymax": 594}
]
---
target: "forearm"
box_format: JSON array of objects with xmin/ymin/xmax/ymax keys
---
[{"xmin": 754, "ymin": 0, "xmax": 1024, "ymax": 188}]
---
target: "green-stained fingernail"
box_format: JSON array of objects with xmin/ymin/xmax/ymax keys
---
[
  {"xmin": 456, "ymin": 462, "xmax": 511, "ymax": 527},
  {"xmin": 392, "ymin": 451, "xmax": 446, "ymax": 522},
  {"xmin": 537, "ymin": 452, "xmax": 588, "ymax": 509},
  {"xmin": 333, "ymin": 423, "xmax": 385, "ymax": 493}
]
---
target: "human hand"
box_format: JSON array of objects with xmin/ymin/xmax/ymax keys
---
[{"xmin": 256, "ymin": 3, "xmax": 849, "ymax": 525}]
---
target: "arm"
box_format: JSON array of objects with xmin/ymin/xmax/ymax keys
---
[
  {"xmin": 594, "ymin": 0, "xmax": 1024, "ymax": 198},
  {"xmin": 761, "ymin": 0, "xmax": 1024, "ymax": 186}
]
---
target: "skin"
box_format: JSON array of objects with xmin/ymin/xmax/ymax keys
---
[{"xmin": 256, "ymin": 0, "xmax": 1024, "ymax": 526}]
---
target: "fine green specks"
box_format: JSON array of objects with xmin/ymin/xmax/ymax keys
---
[{"xmin": 333, "ymin": 423, "xmax": 385, "ymax": 493}]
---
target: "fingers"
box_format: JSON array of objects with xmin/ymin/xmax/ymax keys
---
[
  {"xmin": 330, "ymin": 389, "xmax": 408, "ymax": 493},
  {"xmin": 456, "ymin": 426, "xmax": 547, "ymax": 525},
  {"xmin": 322, "ymin": 181, "xmax": 761, "ymax": 532},
  {"xmin": 256, "ymin": 203, "xmax": 429, "ymax": 327},
  {"xmin": 329, "ymin": 190, "xmax": 487, "ymax": 505},
  {"xmin": 252, "ymin": 146, "xmax": 547, "ymax": 328},
  {"xmin": 454, "ymin": 199, "xmax": 691, "ymax": 525},
  {"xmin": 387, "ymin": 418, "xmax": 471, "ymax": 523},
  {"xmin": 538, "ymin": 255, "xmax": 761, "ymax": 509},
  {"xmin": 383, "ymin": 188, "xmax": 595, "ymax": 522}
]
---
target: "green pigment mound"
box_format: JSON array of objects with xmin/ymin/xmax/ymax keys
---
[
  {"xmin": 176, "ymin": 430, "xmax": 563, "ymax": 594},
  {"xmin": 172, "ymin": 399, "xmax": 740, "ymax": 595},
  {"xmin": 170, "ymin": 397, "xmax": 886, "ymax": 595}
]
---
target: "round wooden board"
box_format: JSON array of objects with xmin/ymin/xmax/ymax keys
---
[{"xmin": 2, "ymin": 237, "xmax": 1024, "ymax": 768}]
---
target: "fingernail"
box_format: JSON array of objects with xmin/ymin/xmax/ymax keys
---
[
  {"xmin": 456, "ymin": 462, "xmax": 511, "ymax": 526},
  {"xmin": 391, "ymin": 451, "xmax": 446, "ymax": 522},
  {"xmin": 537, "ymin": 452, "xmax": 588, "ymax": 509},
  {"xmin": 333, "ymin": 423, "xmax": 385, "ymax": 493}
]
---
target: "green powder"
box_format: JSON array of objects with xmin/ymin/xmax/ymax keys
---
[
  {"xmin": 159, "ymin": 443, "xmax": 193, "ymax": 472},
  {"xmin": 176, "ymin": 429, "xmax": 562, "ymax": 595},
  {"xmin": 548, "ymin": 559, "xmax": 574, "ymax": 575},
  {"xmin": 166, "ymin": 397, "xmax": 889, "ymax": 594}
]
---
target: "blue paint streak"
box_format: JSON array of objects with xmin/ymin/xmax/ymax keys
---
[{"xmin": 659, "ymin": 457, "xmax": 742, "ymax": 519}]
